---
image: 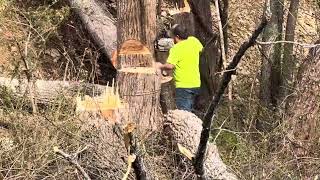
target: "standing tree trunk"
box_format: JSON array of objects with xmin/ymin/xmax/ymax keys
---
[
  {"xmin": 219, "ymin": 0, "xmax": 229, "ymax": 53},
  {"xmin": 258, "ymin": 0, "xmax": 284, "ymax": 131},
  {"xmin": 116, "ymin": 0, "xmax": 161, "ymax": 133},
  {"xmin": 259, "ymin": 0, "xmax": 284, "ymax": 108},
  {"xmin": 281, "ymin": 0, "xmax": 300, "ymax": 106}
]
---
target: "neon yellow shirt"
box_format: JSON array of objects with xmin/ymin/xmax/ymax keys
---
[{"xmin": 167, "ymin": 36, "xmax": 203, "ymax": 88}]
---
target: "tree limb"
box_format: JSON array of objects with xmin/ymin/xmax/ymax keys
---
[
  {"xmin": 54, "ymin": 146, "xmax": 91, "ymax": 180},
  {"xmin": 193, "ymin": 16, "xmax": 269, "ymax": 179},
  {"xmin": 124, "ymin": 123, "xmax": 149, "ymax": 180}
]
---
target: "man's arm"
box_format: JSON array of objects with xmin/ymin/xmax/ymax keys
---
[{"xmin": 155, "ymin": 62, "xmax": 175, "ymax": 70}]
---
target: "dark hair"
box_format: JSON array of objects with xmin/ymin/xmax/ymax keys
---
[{"xmin": 169, "ymin": 24, "xmax": 188, "ymax": 40}]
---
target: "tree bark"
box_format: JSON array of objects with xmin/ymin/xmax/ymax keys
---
[
  {"xmin": 116, "ymin": 1, "xmax": 159, "ymax": 178},
  {"xmin": 68, "ymin": 0, "xmax": 117, "ymax": 59},
  {"xmin": 116, "ymin": 0, "xmax": 161, "ymax": 132},
  {"xmin": 259, "ymin": 0, "xmax": 284, "ymax": 110},
  {"xmin": 117, "ymin": 0, "xmax": 156, "ymax": 54},
  {"xmin": 164, "ymin": 110, "xmax": 237, "ymax": 179},
  {"xmin": 287, "ymin": 41, "xmax": 320, "ymax": 176},
  {"xmin": 281, "ymin": 0, "xmax": 300, "ymax": 105},
  {"xmin": 0, "ymin": 77, "xmax": 107, "ymax": 103}
]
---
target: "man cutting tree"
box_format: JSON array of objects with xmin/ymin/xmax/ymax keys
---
[{"xmin": 156, "ymin": 24, "xmax": 203, "ymax": 112}]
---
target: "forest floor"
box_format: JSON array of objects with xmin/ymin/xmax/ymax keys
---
[{"xmin": 0, "ymin": 0, "xmax": 319, "ymax": 179}]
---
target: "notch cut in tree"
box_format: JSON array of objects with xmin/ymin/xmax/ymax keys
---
[
  {"xmin": 193, "ymin": 15, "xmax": 270, "ymax": 179},
  {"xmin": 116, "ymin": 0, "xmax": 161, "ymax": 133},
  {"xmin": 116, "ymin": 0, "xmax": 160, "ymax": 178}
]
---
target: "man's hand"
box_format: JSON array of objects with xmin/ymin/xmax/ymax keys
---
[{"xmin": 155, "ymin": 62, "xmax": 163, "ymax": 76}]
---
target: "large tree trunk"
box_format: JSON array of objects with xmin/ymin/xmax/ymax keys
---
[
  {"xmin": 259, "ymin": 0, "xmax": 283, "ymax": 111},
  {"xmin": 281, "ymin": 0, "xmax": 300, "ymax": 105},
  {"xmin": 116, "ymin": 0, "xmax": 161, "ymax": 132},
  {"xmin": 68, "ymin": 0, "xmax": 117, "ymax": 59},
  {"xmin": 164, "ymin": 110, "xmax": 238, "ymax": 179}
]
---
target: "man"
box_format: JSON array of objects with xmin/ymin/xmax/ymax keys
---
[{"xmin": 156, "ymin": 24, "xmax": 203, "ymax": 111}]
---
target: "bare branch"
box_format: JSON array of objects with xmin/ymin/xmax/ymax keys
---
[
  {"xmin": 54, "ymin": 146, "xmax": 91, "ymax": 180},
  {"xmin": 15, "ymin": 33, "xmax": 37, "ymax": 113},
  {"xmin": 193, "ymin": 16, "xmax": 269, "ymax": 179}
]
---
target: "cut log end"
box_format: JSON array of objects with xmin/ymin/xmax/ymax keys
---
[{"xmin": 119, "ymin": 40, "xmax": 151, "ymax": 55}]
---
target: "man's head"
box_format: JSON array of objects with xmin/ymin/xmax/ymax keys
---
[{"xmin": 168, "ymin": 24, "xmax": 188, "ymax": 43}]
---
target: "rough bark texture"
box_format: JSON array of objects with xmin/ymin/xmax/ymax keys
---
[
  {"xmin": 159, "ymin": 79, "xmax": 176, "ymax": 114},
  {"xmin": 259, "ymin": 0, "xmax": 284, "ymax": 110},
  {"xmin": 281, "ymin": 0, "xmax": 300, "ymax": 103},
  {"xmin": 68, "ymin": 0, "xmax": 117, "ymax": 59},
  {"xmin": 164, "ymin": 110, "xmax": 237, "ymax": 179},
  {"xmin": 287, "ymin": 41, "xmax": 320, "ymax": 176},
  {"xmin": 0, "ymin": 77, "xmax": 107, "ymax": 103},
  {"xmin": 117, "ymin": 68, "xmax": 161, "ymax": 132},
  {"xmin": 155, "ymin": 47, "xmax": 176, "ymax": 114},
  {"xmin": 117, "ymin": 40, "xmax": 154, "ymax": 69},
  {"xmin": 172, "ymin": 12, "xmax": 195, "ymax": 36},
  {"xmin": 116, "ymin": 0, "xmax": 161, "ymax": 134},
  {"xmin": 219, "ymin": 0, "xmax": 229, "ymax": 53},
  {"xmin": 117, "ymin": 0, "xmax": 156, "ymax": 53}
]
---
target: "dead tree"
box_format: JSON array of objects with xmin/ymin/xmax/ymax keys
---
[
  {"xmin": 116, "ymin": 1, "xmax": 160, "ymax": 178},
  {"xmin": 164, "ymin": 110, "xmax": 237, "ymax": 179}
]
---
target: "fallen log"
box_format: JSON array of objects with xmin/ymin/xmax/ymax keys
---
[
  {"xmin": 164, "ymin": 110, "xmax": 238, "ymax": 179},
  {"xmin": 68, "ymin": 0, "xmax": 117, "ymax": 59},
  {"xmin": 0, "ymin": 77, "xmax": 108, "ymax": 103}
]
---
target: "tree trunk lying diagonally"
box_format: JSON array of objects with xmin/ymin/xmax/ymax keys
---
[
  {"xmin": 164, "ymin": 110, "xmax": 238, "ymax": 179},
  {"xmin": 68, "ymin": 0, "xmax": 117, "ymax": 59}
]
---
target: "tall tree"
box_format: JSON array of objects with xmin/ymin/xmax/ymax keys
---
[
  {"xmin": 281, "ymin": 0, "xmax": 300, "ymax": 105},
  {"xmin": 259, "ymin": 0, "xmax": 284, "ymax": 108},
  {"xmin": 116, "ymin": 0, "xmax": 161, "ymax": 132}
]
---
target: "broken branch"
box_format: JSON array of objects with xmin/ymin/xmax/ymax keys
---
[{"xmin": 54, "ymin": 146, "xmax": 91, "ymax": 180}]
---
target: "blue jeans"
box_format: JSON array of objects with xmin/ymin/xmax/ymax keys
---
[{"xmin": 175, "ymin": 88, "xmax": 200, "ymax": 112}]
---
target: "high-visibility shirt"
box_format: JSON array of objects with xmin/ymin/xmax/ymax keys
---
[{"xmin": 167, "ymin": 36, "xmax": 203, "ymax": 88}]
